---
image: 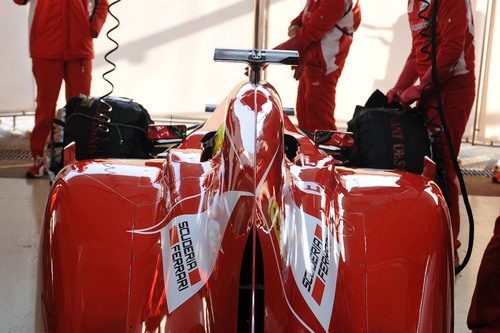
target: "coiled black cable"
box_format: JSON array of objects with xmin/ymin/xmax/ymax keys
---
[
  {"xmin": 101, "ymin": 0, "xmax": 121, "ymax": 99},
  {"xmin": 96, "ymin": 0, "xmax": 122, "ymax": 144},
  {"xmin": 417, "ymin": 0, "xmax": 474, "ymax": 275},
  {"xmin": 417, "ymin": 1, "xmax": 449, "ymax": 201}
]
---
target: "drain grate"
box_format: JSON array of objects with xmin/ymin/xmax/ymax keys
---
[
  {"xmin": 461, "ymin": 168, "xmax": 495, "ymax": 177},
  {"xmin": 0, "ymin": 150, "xmax": 32, "ymax": 160}
]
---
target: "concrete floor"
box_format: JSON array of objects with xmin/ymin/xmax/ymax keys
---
[
  {"xmin": 0, "ymin": 178, "xmax": 48, "ymax": 333},
  {"xmin": 0, "ymin": 177, "xmax": 498, "ymax": 332}
]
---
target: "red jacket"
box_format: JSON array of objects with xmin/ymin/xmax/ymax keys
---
[
  {"xmin": 14, "ymin": 0, "xmax": 108, "ymax": 60},
  {"xmin": 407, "ymin": 0, "xmax": 475, "ymax": 85},
  {"xmin": 291, "ymin": 0, "xmax": 361, "ymax": 74}
]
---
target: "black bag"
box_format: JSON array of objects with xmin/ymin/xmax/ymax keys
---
[
  {"xmin": 346, "ymin": 90, "xmax": 430, "ymax": 174},
  {"xmin": 47, "ymin": 95, "xmax": 153, "ymax": 180}
]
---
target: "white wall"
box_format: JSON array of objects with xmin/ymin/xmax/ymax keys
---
[
  {"xmin": 90, "ymin": 0, "xmax": 412, "ymax": 124},
  {"xmin": 0, "ymin": 2, "xmax": 34, "ymax": 112},
  {"xmin": 1, "ymin": 0, "xmax": 497, "ymax": 142},
  {"xmin": 478, "ymin": 0, "xmax": 500, "ymax": 143},
  {"xmin": 464, "ymin": 0, "xmax": 490, "ymax": 142},
  {"xmin": 88, "ymin": 0, "xmax": 304, "ymax": 116},
  {"xmin": 90, "ymin": 0, "xmax": 257, "ymax": 115}
]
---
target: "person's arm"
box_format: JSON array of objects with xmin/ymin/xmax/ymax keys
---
[
  {"xmin": 13, "ymin": 0, "xmax": 29, "ymax": 5},
  {"xmin": 387, "ymin": 49, "xmax": 418, "ymax": 103},
  {"xmin": 274, "ymin": 37, "xmax": 299, "ymax": 51},
  {"xmin": 295, "ymin": 0, "xmax": 346, "ymax": 50},
  {"xmin": 90, "ymin": 0, "xmax": 109, "ymax": 38},
  {"xmin": 401, "ymin": 0, "xmax": 468, "ymax": 104},
  {"xmin": 433, "ymin": 0, "xmax": 468, "ymax": 83}
]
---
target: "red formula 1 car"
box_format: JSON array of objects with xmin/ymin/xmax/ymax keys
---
[{"xmin": 36, "ymin": 49, "xmax": 454, "ymax": 332}]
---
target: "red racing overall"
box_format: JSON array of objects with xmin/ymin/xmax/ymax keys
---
[
  {"xmin": 13, "ymin": 0, "xmax": 108, "ymax": 176},
  {"xmin": 388, "ymin": 0, "xmax": 475, "ymax": 256},
  {"xmin": 467, "ymin": 216, "xmax": 500, "ymax": 332},
  {"xmin": 276, "ymin": 0, "xmax": 361, "ymax": 133}
]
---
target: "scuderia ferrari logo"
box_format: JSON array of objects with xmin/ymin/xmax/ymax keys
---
[
  {"xmin": 285, "ymin": 199, "xmax": 340, "ymax": 332},
  {"xmin": 158, "ymin": 191, "xmax": 253, "ymax": 313},
  {"xmin": 170, "ymin": 222, "xmax": 201, "ymax": 292},
  {"xmin": 133, "ymin": 190, "xmax": 253, "ymax": 313},
  {"xmin": 302, "ymin": 224, "xmax": 331, "ymax": 306}
]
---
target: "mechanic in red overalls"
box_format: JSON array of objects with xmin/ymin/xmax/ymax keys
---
[
  {"xmin": 13, "ymin": 0, "xmax": 108, "ymax": 177},
  {"xmin": 387, "ymin": 0, "xmax": 475, "ymax": 262},
  {"xmin": 467, "ymin": 215, "xmax": 500, "ymax": 332},
  {"xmin": 275, "ymin": 0, "xmax": 361, "ymax": 134}
]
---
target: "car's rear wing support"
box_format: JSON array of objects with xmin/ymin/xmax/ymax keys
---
[{"xmin": 214, "ymin": 48, "xmax": 299, "ymax": 84}]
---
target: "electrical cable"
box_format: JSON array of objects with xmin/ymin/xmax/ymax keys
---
[
  {"xmin": 417, "ymin": 1, "xmax": 449, "ymax": 202},
  {"xmin": 101, "ymin": 0, "xmax": 121, "ymax": 99},
  {"xmin": 96, "ymin": 0, "xmax": 122, "ymax": 141},
  {"xmin": 417, "ymin": 0, "xmax": 474, "ymax": 275}
]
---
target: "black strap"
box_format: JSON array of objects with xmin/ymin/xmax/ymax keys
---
[
  {"xmin": 50, "ymin": 142, "xmax": 66, "ymax": 148},
  {"xmin": 67, "ymin": 112, "xmax": 147, "ymax": 134},
  {"xmin": 89, "ymin": 0, "xmax": 98, "ymax": 22},
  {"xmin": 343, "ymin": 3, "xmax": 353, "ymax": 16},
  {"xmin": 335, "ymin": 24, "xmax": 353, "ymax": 37},
  {"xmin": 53, "ymin": 118, "xmax": 65, "ymax": 126},
  {"xmin": 335, "ymin": 3, "xmax": 354, "ymax": 36}
]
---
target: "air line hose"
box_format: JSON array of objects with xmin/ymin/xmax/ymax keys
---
[{"xmin": 417, "ymin": 0, "xmax": 474, "ymax": 275}]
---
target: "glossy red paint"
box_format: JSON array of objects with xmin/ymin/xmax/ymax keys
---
[
  {"xmin": 423, "ymin": 156, "xmax": 437, "ymax": 181},
  {"xmin": 147, "ymin": 125, "xmax": 186, "ymax": 140},
  {"xmin": 314, "ymin": 130, "xmax": 355, "ymax": 147},
  {"xmin": 36, "ymin": 80, "xmax": 454, "ymax": 332},
  {"xmin": 63, "ymin": 141, "xmax": 76, "ymax": 166}
]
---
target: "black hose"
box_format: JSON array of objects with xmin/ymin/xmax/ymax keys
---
[
  {"xmin": 417, "ymin": 0, "xmax": 474, "ymax": 275},
  {"xmin": 417, "ymin": 1, "xmax": 449, "ymax": 202}
]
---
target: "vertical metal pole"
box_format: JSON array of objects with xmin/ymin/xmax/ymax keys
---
[
  {"xmin": 251, "ymin": 0, "xmax": 267, "ymax": 84},
  {"xmin": 264, "ymin": 0, "xmax": 270, "ymax": 49},
  {"xmin": 253, "ymin": 0, "xmax": 265, "ymax": 49},
  {"xmin": 473, "ymin": 0, "xmax": 496, "ymax": 144},
  {"xmin": 263, "ymin": 0, "xmax": 271, "ymax": 80}
]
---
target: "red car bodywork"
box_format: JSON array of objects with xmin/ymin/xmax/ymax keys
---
[{"xmin": 36, "ymin": 80, "xmax": 454, "ymax": 332}]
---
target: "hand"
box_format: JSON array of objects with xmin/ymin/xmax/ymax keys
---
[
  {"xmin": 293, "ymin": 48, "xmax": 313, "ymax": 80},
  {"xmin": 400, "ymin": 85, "xmax": 421, "ymax": 106},
  {"xmin": 288, "ymin": 25, "xmax": 300, "ymax": 37},
  {"xmin": 293, "ymin": 64, "xmax": 304, "ymax": 80},
  {"xmin": 386, "ymin": 88, "xmax": 402, "ymax": 103}
]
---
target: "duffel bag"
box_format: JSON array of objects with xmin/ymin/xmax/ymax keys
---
[
  {"xmin": 47, "ymin": 95, "xmax": 153, "ymax": 181},
  {"xmin": 346, "ymin": 91, "xmax": 430, "ymax": 174}
]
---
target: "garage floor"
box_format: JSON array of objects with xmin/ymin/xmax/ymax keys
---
[{"xmin": 0, "ymin": 119, "xmax": 499, "ymax": 332}]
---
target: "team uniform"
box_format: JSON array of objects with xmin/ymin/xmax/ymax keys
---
[
  {"xmin": 467, "ymin": 216, "xmax": 500, "ymax": 332},
  {"xmin": 389, "ymin": 0, "xmax": 475, "ymax": 255},
  {"xmin": 13, "ymin": 0, "xmax": 108, "ymax": 177},
  {"xmin": 276, "ymin": 0, "xmax": 361, "ymax": 133}
]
